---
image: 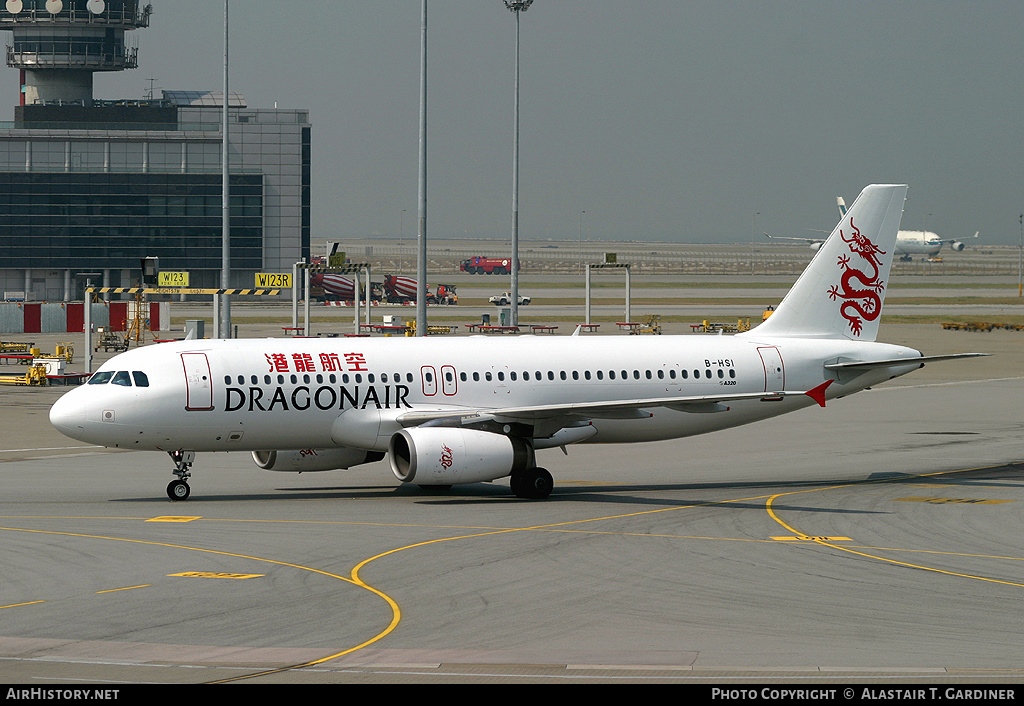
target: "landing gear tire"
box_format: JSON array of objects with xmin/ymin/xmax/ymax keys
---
[
  {"xmin": 167, "ymin": 480, "xmax": 191, "ymax": 501},
  {"xmin": 167, "ymin": 449, "xmax": 195, "ymax": 501},
  {"xmin": 511, "ymin": 467, "xmax": 553, "ymax": 500}
]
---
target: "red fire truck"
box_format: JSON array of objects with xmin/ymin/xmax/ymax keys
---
[{"xmin": 459, "ymin": 256, "xmax": 516, "ymax": 274}]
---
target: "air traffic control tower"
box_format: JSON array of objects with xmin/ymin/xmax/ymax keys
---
[
  {"xmin": 3, "ymin": 0, "xmax": 151, "ymax": 107},
  {"xmin": 0, "ymin": 0, "xmax": 311, "ymax": 307}
]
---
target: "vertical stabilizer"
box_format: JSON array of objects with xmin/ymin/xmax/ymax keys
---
[{"xmin": 744, "ymin": 184, "xmax": 907, "ymax": 341}]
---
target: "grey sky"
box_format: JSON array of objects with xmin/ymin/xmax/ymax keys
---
[{"xmin": 2, "ymin": 1, "xmax": 1022, "ymax": 245}]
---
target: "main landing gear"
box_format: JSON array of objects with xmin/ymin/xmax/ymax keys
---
[
  {"xmin": 167, "ymin": 449, "xmax": 195, "ymax": 501},
  {"xmin": 510, "ymin": 467, "xmax": 553, "ymax": 500}
]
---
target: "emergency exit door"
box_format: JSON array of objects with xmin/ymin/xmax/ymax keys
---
[{"xmin": 757, "ymin": 346, "xmax": 785, "ymax": 392}]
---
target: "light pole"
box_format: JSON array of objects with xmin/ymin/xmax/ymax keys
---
[
  {"xmin": 400, "ymin": 208, "xmax": 407, "ymax": 273},
  {"xmin": 751, "ymin": 212, "xmax": 759, "ymax": 275},
  {"xmin": 220, "ymin": 0, "xmax": 231, "ymax": 338},
  {"xmin": 416, "ymin": 0, "xmax": 428, "ymax": 335},
  {"xmin": 504, "ymin": 0, "xmax": 533, "ymax": 326},
  {"xmin": 578, "ymin": 210, "xmax": 585, "ymax": 274}
]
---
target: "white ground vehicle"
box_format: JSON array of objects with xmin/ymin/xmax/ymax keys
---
[{"xmin": 489, "ymin": 291, "xmax": 530, "ymax": 306}]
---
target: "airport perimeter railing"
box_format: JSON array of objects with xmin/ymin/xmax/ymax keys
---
[{"xmin": 345, "ymin": 243, "xmax": 1019, "ymax": 277}]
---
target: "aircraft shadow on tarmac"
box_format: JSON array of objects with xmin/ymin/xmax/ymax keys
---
[
  {"xmin": 102, "ymin": 461, "xmax": 1024, "ymax": 509},
  {"xmin": 101, "ymin": 474, "xmax": 967, "ymax": 513}
]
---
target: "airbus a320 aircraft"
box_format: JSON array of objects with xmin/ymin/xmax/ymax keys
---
[{"xmin": 50, "ymin": 184, "xmax": 981, "ymax": 501}]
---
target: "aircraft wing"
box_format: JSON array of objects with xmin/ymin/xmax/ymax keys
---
[
  {"xmin": 395, "ymin": 389, "xmax": 809, "ymax": 429},
  {"xmin": 940, "ymin": 231, "xmax": 980, "ymax": 245},
  {"xmin": 763, "ymin": 233, "xmax": 823, "ymax": 245}
]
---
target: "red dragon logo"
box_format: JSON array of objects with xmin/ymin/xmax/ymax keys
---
[
  {"xmin": 439, "ymin": 444, "xmax": 453, "ymax": 470},
  {"xmin": 827, "ymin": 218, "xmax": 887, "ymax": 336}
]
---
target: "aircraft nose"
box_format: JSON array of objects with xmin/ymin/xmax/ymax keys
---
[{"xmin": 49, "ymin": 390, "xmax": 88, "ymax": 440}]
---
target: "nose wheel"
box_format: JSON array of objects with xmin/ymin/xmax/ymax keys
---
[
  {"xmin": 167, "ymin": 479, "xmax": 190, "ymax": 500},
  {"xmin": 167, "ymin": 450, "xmax": 195, "ymax": 501}
]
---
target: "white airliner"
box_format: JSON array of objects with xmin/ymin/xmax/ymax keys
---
[
  {"xmin": 49, "ymin": 184, "xmax": 981, "ymax": 501},
  {"xmin": 766, "ymin": 196, "xmax": 979, "ymax": 261}
]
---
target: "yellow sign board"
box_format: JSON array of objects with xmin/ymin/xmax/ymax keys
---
[
  {"xmin": 158, "ymin": 271, "xmax": 190, "ymax": 287},
  {"xmin": 255, "ymin": 273, "xmax": 293, "ymax": 288}
]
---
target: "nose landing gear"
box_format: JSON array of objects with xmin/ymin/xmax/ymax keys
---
[{"xmin": 167, "ymin": 450, "xmax": 195, "ymax": 501}]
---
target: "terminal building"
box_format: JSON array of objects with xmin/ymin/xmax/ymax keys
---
[{"xmin": 0, "ymin": 1, "xmax": 310, "ymax": 301}]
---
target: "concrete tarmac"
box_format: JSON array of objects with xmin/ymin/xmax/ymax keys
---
[{"xmin": 1, "ymin": 322, "xmax": 1023, "ymax": 684}]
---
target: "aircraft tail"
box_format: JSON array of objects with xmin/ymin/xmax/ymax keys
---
[{"xmin": 744, "ymin": 184, "xmax": 908, "ymax": 341}]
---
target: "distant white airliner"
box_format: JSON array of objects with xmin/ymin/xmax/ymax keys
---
[
  {"xmin": 765, "ymin": 196, "xmax": 979, "ymax": 261},
  {"xmin": 50, "ymin": 185, "xmax": 981, "ymax": 501}
]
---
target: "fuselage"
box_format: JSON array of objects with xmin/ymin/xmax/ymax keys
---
[
  {"xmin": 49, "ymin": 333, "xmax": 922, "ymax": 454},
  {"xmin": 896, "ymin": 230, "xmax": 942, "ymax": 256}
]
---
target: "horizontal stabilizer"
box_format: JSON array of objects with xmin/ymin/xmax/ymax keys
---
[{"xmin": 824, "ymin": 353, "xmax": 988, "ymax": 371}]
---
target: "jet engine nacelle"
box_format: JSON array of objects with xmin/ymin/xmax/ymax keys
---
[
  {"xmin": 389, "ymin": 427, "xmax": 534, "ymax": 486},
  {"xmin": 950, "ymin": 240, "xmax": 965, "ymax": 252},
  {"xmin": 252, "ymin": 448, "xmax": 384, "ymax": 472}
]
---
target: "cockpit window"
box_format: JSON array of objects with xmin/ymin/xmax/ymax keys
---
[
  {"xmin": 88, "ymin": 371, "xmax": 114, "ymax": 385},
  {"xmin": 111, "ymin": 371, "xmax": 132, "ymax": 387},
  {"xmin": 132, "ymin": 371, "xmax": 150, "ymax": 388}
]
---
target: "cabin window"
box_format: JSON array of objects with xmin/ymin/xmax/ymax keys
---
[
  {"xmin": 609, "ymin": 370, "xmax": 616, "ymax": 380},
  {"xmin": 133, "ymin": 371, "xmax": 150, "ymax": 388},
  {"xmin": 485, "ymin": 372, "xmax": 492, "ymax": 381},
  {"xmin": 560, "ymin": 371, "xmax": 567, "ymax": 380},
  {"xmin": 473, "ymin": 372, "xmax": 480, "ymax": 382},
  {"xmin": 680, "ymin": 370, "xmax": 686, "ymax": 379},
  {"xmin": 510, "ymin": 371, "xmax": 517, "ymax": 381},
  {"xmin": 572, "ymin": 371, "xmax": 579, "ymax": 380},
  {"xmin": 497, "ymin": 372, "xmax": 505, "ymax": 381},
  {"xmin": 657, "ymin": 369, "xmax": 664, "ymax": 379},
  {"xmin": 596, "ymin": 370, "xmax": 604, "ymax": 380},
  {"xmin": 717, "ymin": 369, "xmax": 724, "ymax": 378},
  {"xmin": 523, "ymin": 371, "xmax": 531, "ymax": 381},
  {"xmin": 729, "ymin": 369, "xmax": 736, "ymax": 378},
  {"xmin": 584, "ymin": 370, "xmax": 592, "ymax": 380}
]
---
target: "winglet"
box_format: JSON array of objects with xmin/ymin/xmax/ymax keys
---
[{"xmin": 805, "ymin": 379, "xmax": 834, "ymax": 408}]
